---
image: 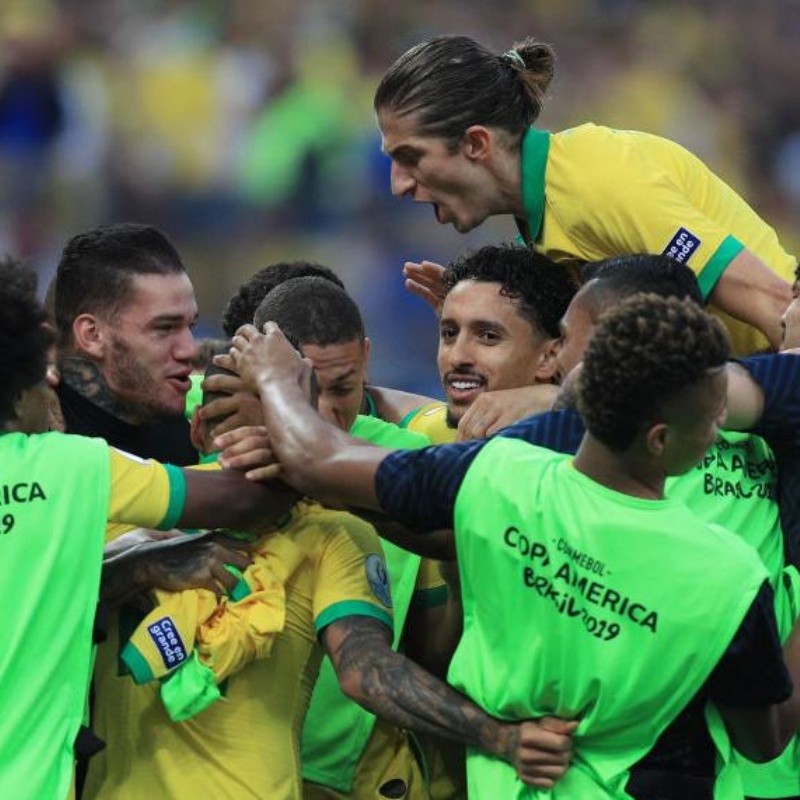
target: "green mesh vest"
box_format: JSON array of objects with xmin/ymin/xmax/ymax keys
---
[
  {"xmin": 450, "ymin": 437, "xmax": 766, "ymax": 799},
  {"xmin": 0, "ymin": 432, "xmax": 110, "ymax": 800}
]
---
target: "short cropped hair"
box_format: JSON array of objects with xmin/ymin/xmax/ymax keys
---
[
  {"xmin": 0, "ymin": 256, "xmax": 53, "ymax": 425},
  {"xmin": 253, "ymin": 276, "xmax": 364, "ymax": 347},
  {"xmin": 578, "ymin": 294, "xmax": 729, "ymax": 451},
  {"xmin": 583, "ymin": 254, "xmax": 703, "ymax": 309},
  {"xmin": 442, "ymin": 244, "xmax": 576, "ymax": 338},
  {"xmin": 221, "ymin": 261, "xmax": 344, "ymax": 337},
  {"xmin": 54, "ymin": 223, "xmax": 185, "ymax": 344}
]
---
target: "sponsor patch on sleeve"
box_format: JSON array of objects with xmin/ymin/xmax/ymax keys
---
[
  {"xmin": 147, "ymin": 616, "xmax": 188, "ymax": 670},
  {"xmin": 662, "ymin": 227, "xmax": 701, "ymax": 264},
  {"xmin": 365, "ymin": 554, "xmax": 393, "ymax": 608}
]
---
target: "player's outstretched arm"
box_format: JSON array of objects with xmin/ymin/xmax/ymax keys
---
[
  {"xmin": 221, "ymin": 323, "xmax": 391, "ymax": 511},
  {"xmin": 322, "ymin": 614, "xmax": 576, "ymax": 789}
]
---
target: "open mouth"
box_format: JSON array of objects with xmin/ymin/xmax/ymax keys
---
[{"xmin": 446, "ymin": 377, "xmax": 484, "ymax": 404}]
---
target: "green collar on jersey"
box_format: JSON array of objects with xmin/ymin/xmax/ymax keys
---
[
  {"xmin": 362, "ymin": 389, "xmax": 378, "ymax": 418},
  {"xmin": 519, "ymin": 127, "xmax": 550, "ymax": 244}
]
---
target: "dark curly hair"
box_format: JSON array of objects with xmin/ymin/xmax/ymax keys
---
[
  {"xmin": 253, "ymin": 276, "xmax": 364, "ymax": 347},
  {"xmin": 442, "ymin": 244, "xmax": 576, "ymax": 338},
  {"xmin": 221, "ymin": 261, "xmax": 344, "ymax": 337},
  {"xmin": 0, "ymin": 256, "xmax": 53, "ymax": 425},
  {"xmin": 578, "ymin": 294, "xmax": 729, "ymax": 451}
]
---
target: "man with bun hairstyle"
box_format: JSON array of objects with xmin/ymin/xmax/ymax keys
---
[{"xmin": 376, "ymin": 34, "xmax": 794, "ymax": 354}]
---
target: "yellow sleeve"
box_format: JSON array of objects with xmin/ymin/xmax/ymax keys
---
[
  {"xmin": 409, "ymin": 558, "xmax": 448, "ymax": 610},
  {"xmin": 554, "ymin": 134, "xmax": 744, "ymax": 299},
  {"xmin": 106, "ymin": 448, "xmax": 187, "ymax": 539},
  {"xmin": 401, "ymin": 402, "xmax": 457, "ymax": 444},
  {"xmin": 311, "ymin": 511, "xmax": 394, "ymax": 635}
]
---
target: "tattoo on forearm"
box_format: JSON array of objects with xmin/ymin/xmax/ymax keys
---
[
  {"xmin": 60, "ymin": 356, "xmax": 143, "ymax": 424},
  {"xmin": 327, "ymin": 616, "xmax": 512, "ymax": 758}
]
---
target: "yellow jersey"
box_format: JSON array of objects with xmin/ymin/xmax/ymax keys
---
[
  {"xmin": 84, "ymin": 500, "xmax": 393, "ymax": 800},
  {"xmin": 519, "ymin": 123, "xmax": 796, "ymax": 353}
]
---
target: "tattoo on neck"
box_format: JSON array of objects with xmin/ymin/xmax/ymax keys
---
[{"xmin": 60, "ymin": 356, "xmax": 143, "ymax": 424}]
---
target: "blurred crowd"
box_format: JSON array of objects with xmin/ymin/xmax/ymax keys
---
[{"xmin": 0, "ymin": 0, "xmax": 798, "ymax": 393}]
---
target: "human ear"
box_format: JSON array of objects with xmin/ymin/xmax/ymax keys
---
[
  {"xmin": 462, "ymin": 125, "xmax": 492, "ymax": 161},
  {"xmin": 72, "ymin": 314, "xmax": 107, "ymax": 359},
  {"xmin": 645, "ymin": 422, "xmax": 668, "ymax": 458},
  {"xmin": 534, "ymin": 338, "xmax": 561, "ymax": 383}
]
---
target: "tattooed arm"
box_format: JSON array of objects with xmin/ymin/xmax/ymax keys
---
[{"xmin": 322, "ymin": 615, "xmax": 576, "ymax": 788}]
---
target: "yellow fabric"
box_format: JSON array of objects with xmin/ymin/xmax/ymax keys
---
[
  {"xmin": 533, "ymin": 123, "xmax": 796, "ymax": 353},
  {"xmin": 125, "ymin": 535, "xmax": 299, "ymax": 687},
  {"xmin": 105, "ymin": 448, "xmax": 173, "ymax": 540},
  {"xmin": 404, "ymin": 403, "xmax": 456, "ymax": 444},
  {"xmin": 413, "ymin": 558, "xmax": 447, "ymax": 594},
  {"xmin": 304, "ymin": 721, "xmax": 428, "ymax": 800},
  {"xmin": 84, "ymin": 500, "xmax": 393, "ymax": 800}
]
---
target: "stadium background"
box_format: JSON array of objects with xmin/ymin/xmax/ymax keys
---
[{"xmin": 1, "ymin": 0, "xmax": 798, "ymax": 395}]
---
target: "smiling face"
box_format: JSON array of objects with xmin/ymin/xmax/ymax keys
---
[
  {"xmin": 378, "ymin": 109, "xmax": 498, "ymax": 233},
  {"xmin": 438, "ymin": 280, "xmax": 554, "ymax": 426},
  {"xmin": 97, "ymin": 272, "xmax": 198, "ymax": 419}
]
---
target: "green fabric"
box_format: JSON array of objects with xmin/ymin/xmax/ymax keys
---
[
  {"xmin": 518, "ymin": 127, "xmax": 550, "ymax": 244},
  {"xmin": 160, "ymin": 651, "xmax": 221, "ymax": 722},
  {"xmin": 450, "ymin": 437, "xmax": 765, "ymax": 799},
  {"xmin": 313, "ymin": 600, "xmax": 393, "ymax": 635},
  {"xmin": 225, "ymin": 565, "xmax": 251, "ymax": 602},
  {"xmin": 184, "ymin": 374, "xmax": 204, "ymax": 423},
  {"xmin": 0, "ymin": 432, "xmax": 110, "ymax": 800},
  {"xmin": 120, "ymin": 640, "xmax": 156, "ymax": 684},
  {"xmin": 362, "ymin": 390, "xmax": 379, "ymax": 418},
  {"xmin": 696, "ymin": 235, "xmax": 745, "ymax": 300},
  {"xmin": 409, "ymin": 585, "xmax": 448, "ymax": 609},
  {"xmin": 666, "ymin": 431, "xmax": 783, "ymax": 592},
  {"xmin": 348, "ymin": 414, "xmax": 431, "ymax": 448},
  {"xmin": 667, "ymin": 432, "xmax": 800, "ymax": 796},
  {"xmin": 301, "ymin": 415, "xmax": 430, "ymax": 791},
  {"xmin": 734, "ymin": 563, "xmax": 800, "ymax": 796},
  {"xmin": 158, "ymin": 463, "xmax": 187, "ymax": 530}
]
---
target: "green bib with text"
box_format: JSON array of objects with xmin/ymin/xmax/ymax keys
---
[
  {"xmin": 450, "ymin": 437, "xmax": 766, "ymax": 799},
  {"xmin": 0, "ymin": 431, "xmax": 110, "ymax": 800}
]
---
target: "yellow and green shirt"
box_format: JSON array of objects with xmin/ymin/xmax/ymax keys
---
[
  {"xmin": 400, "ymin": 401, "xmax": 455, "ymax": 445},
  {"xmin": 84, "ymin": 500, "xmax": 393, "ymax": 800},
  {"xmin": 518, "ymin": 124, "xmax": 796, "ymax": 354}
]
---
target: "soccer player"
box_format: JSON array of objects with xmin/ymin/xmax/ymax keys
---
[
  {"xmin": 251, "ymin": 277, "xmax": 466, "ymax": 800},
  {"xmin": 53, "ymin": 222, "xmax": 199, "ymax": 464},
  {"xmin": 398, "ymin": 243, "xmax": 575, "ymax": 443},
  {"xmin": 85, "ymin": 365, "xmax": 400, "ymax": 800},
  {"xmin": 375, "ymin": 35, "xmax": 794, "ymax": 353},
  {"xmin": 220, "ymin": 294, "xmax": 800, "ymax": 799},
  {"xmin": 0, "ymin": 257, "xmax": 301, "ymax": 800}
]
